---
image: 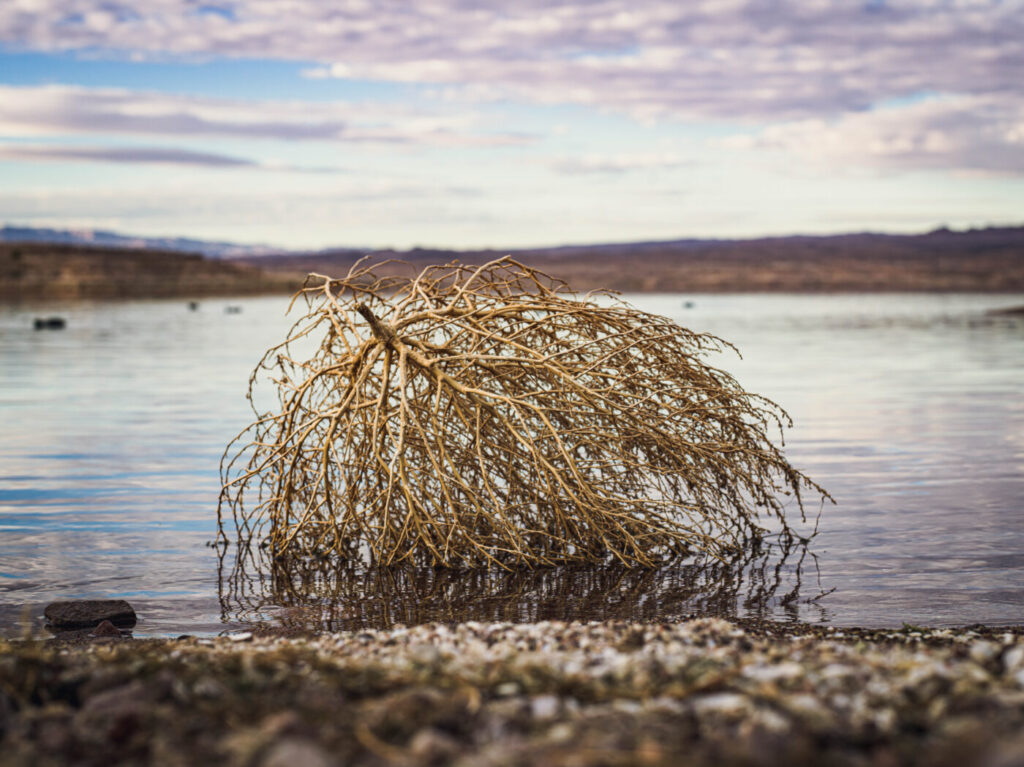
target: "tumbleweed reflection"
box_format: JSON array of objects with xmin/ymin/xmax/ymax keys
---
[{"xmin": 219, "ymin": 536, "xmax": 830, "ymax": 632}]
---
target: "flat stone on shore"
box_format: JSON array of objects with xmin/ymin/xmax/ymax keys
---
[{"xmin": 44, "ymin": 600, "xmax": 137, "ymax": 630}]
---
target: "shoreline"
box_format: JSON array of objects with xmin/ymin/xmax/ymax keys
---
[
  {"xmin": 5, "ymin": 235, "xmax": 1024, "ymax": 299},
  {"xmin": 4, "ymin": 616, "xmax": 1024, "ymax": 766}
]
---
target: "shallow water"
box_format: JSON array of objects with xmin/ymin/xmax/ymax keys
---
[{"xmin": 1, "ymin": 293, "xmax": 1022, "ymax": 636}]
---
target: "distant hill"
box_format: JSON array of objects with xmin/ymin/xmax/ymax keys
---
[
  {"xmin": 0, "ymin": 225, "xmax": 283, "ymax": 259},
  {"xmin": 0, "ymin": 241, "xmax": 300, "ymax": 300},
  {"xmin": 236, "ymin": 226, "xmax": 1024, "ymax": 293},
  {"xmin": 4, "ymin": 224, "xmax": 1023, "ymax": 295}
]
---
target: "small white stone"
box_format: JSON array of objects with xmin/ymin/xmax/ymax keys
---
[
  {"xmin": 692, "ymin": 693, "xmax": 749, "ymax": 716},
  {"xmin": 530, "ymin": 695, "xmax": 560, "ymax": 720},
  {"xmin": 645, "ymin": 696, "xmax": 685, "ymax": 714},
  {"xmin": 1002, "ymin": 646, "xmax": 1024, "ymax": 674},
  {"xmin": 784, "ymin": 694, "xmax": 826, "ymax": 718},
  {"xmin": 751, "ymin": 707, "xmax": 791, "ymax": 734},
  {"xmin": 261, "ymin": 738, "xmax": 334, "ymax": 767},
  {"xmin": 969, "ymin": 640, "xmax": 998, "ymax": 664},
  {"xmin": 410, "ymin": 645, "xmax": 442, "ymax": 665},
  {"xmin": 611, "ymin": 699, "xmax": 642, "ymax": 714},
  {"xmin": 819, "ymin": 663, "xmax": 853, "ymax": 680},
  {"xmin": 194, "ymin": 677, "xmax": 227, "ymax": 698},
  {"xmin": 547, "ymin": 723, "xmax": 574, "ymax": 743},
  {"xmin": 229, "ymin": 632, "xmax": 253, "ymax": 643},
  {"xmin": 743, "ymin": 662, "xmax": 803, "ymax": 683},
  {"xmin": 873, "ymin": 707, "xmax": 897, "ymax": 733}
]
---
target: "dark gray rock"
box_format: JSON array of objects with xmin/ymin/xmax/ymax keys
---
[{"xmin": 44, "ymin": 600, "xmax": 136, "ymax": 629}]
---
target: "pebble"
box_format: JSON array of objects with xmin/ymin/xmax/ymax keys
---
[
  {"xmin": 742, "ymin": 661, "xmax": 803, "ymax": 682},
  {"xmin": 408, "ymin": 728, "xmax": 460, "ymax": 762},
  {"xmin": 90, "ymin": 620, "xmax": 124, "ymax": 639},
  {"xmin": 1003, "ymin": 646, "xmax": 1024, "ymax": 673},
  {"xmin": 530, "ymin": 695, "xmax": 560, "ymax": 720},
  {"xmin": 692, "ymin": 693, "xmax": 750, "ymax": 716},
  {"xmin": 546, "ymin": 722, "xmax": 575, "ymax": 743},
  {"xmin": 194, "ymin": 677, "xmax": 227, "ymax": 699},
  {"xmin": 969, "ymin": 640, "xmax": 999, "ymax": 664},
  {"xmin": 261, "ymin": 738, "xmax": 335, "ymax": 767}
]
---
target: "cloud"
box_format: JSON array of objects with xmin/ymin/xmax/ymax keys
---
[
  {"xmin": 549, "ymin": 152, "xmax": 691, "ymax": 174},
  {"xmin": 0, "ymin": 142, "xmax": 347, "ymax": 172},
  {"xmin": 719, "ymin": 96, "xmax": 1024, "ymax": 175},
  {"xmin": 0, "ymin": 181, "xmax": 485, "ymax": 219},
  {"xmin": 1, "ymin": 1, "xmax": 1021, "ymax": 122},
  {"xmin": 0, "ymin": 85, "xmax": 534, "ymax": 146},
  {"xmin": 0, "ymin": 143, "xmax": 254, "ymax": 167}
]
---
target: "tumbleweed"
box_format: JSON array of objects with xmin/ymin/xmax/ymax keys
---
[{"xmin": 219, "ymin": 257, "xmax": 828, "ymax": 568}]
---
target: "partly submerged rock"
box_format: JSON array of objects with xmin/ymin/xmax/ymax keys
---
[{"xmin": 44, "ymin": 600, "xmax": 137, "ymax": 630}]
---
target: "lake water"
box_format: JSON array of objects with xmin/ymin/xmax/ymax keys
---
[{"xmin": 1, "ymin": 293, "xmax": 1022, "ymax": 636}]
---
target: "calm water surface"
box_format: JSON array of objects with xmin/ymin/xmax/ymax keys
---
[{"xmin": 1, "ymin": 293, "xmax": 1022, "ymax": 635}]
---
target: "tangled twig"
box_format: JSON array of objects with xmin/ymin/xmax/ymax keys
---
[{"xmin": 219, "ymin": 257, "xmax": 828, "ymax": 567}]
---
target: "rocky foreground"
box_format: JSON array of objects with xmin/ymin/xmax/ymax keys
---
[{"xmin": 3, "ymin": 618, "xmax": 1024, "ymax": 767}]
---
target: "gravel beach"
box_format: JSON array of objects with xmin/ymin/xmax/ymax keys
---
[{"xmin": 3, "ymin": 617, "xmax": 1024, "ymax": 766}]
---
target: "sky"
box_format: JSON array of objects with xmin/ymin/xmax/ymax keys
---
[{"xmin": 1, "ymin": 0, "xmax": 1022, "ymax": 250}]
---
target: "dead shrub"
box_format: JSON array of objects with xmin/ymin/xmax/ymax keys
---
[{"xmin": 219, "ymin": 257, "xmax": 827, "ymax": 567}]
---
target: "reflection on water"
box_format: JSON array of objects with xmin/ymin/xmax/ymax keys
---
[
  {"xmin": 1, "ymin": 293, "xmax": 1023, "ymax": 635},
  {"xmin": 219, "ymin": 537, "xmax": 831, "ymax": 632}
]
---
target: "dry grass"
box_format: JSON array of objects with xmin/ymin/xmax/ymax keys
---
[{"xmin": 218, "ymin": 257, "xmax": 828, "ymax": 568}]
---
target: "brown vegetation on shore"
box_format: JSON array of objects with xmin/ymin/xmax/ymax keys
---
[
  {"xmin": 0, "ymin": 242, "xmax": 301, "ymax": 300},
  {"xmin": 5, "ymin": 226, "xmax": 1021, "ymax": 300},
  {"xmin": 238, "ymin": 226, "xmax": 1024, "ymax": 293}
]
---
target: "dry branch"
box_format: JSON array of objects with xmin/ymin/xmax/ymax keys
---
[{"xmin": 219, "ymin": 257, "xmax": 828, "ymax": 568}]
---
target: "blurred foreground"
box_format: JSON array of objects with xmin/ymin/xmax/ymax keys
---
[{"xmin": 3, "ymin": 617, "xmax": 1024, "ymax": 767}]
